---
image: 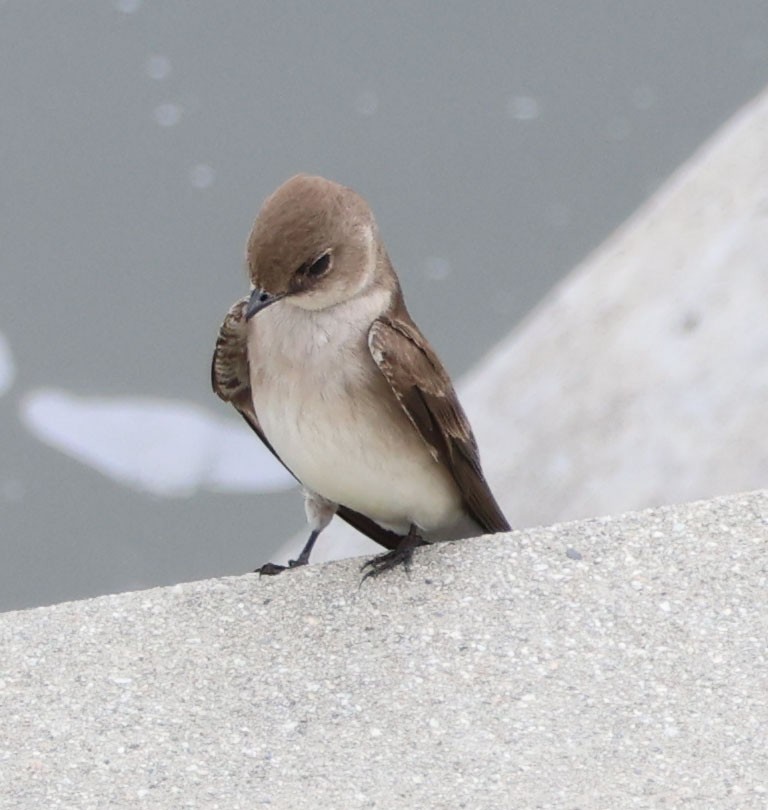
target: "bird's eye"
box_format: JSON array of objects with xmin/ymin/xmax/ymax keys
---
[{"xmin": 300, "ymin": 251, "xmax": 331, "ymax": 278}]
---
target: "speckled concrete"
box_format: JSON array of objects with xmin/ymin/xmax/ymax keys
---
[{"xmin": 2, "ymin": 490, "xmax": 767, "ymax": 808}]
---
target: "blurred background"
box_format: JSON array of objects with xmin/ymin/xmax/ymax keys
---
[{"xmin": 1, "ymin": 1, "xmax": 767, "ymax": 611}]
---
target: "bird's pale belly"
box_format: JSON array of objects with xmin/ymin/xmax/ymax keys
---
[{"xmin": 251, "ymin": 378, "xmax": 462, "ymax": 533}]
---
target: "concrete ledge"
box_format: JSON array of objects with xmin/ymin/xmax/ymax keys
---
[{"xmin": 3, "ymin": 490, "xmax": 768, "ymax": 808}]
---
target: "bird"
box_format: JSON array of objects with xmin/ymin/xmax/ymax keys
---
[{"xmin": 212, "ymin": 174, "xmax": 509, "ymax": 577}]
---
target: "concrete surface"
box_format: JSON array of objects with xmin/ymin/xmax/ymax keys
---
[
  {"xmin": 2, "ymin": 489, "xmax": 767, "ymax": 809},
  {"xmin": 290, "ymin": 83, "xmax": 768, "ymax": 568}
]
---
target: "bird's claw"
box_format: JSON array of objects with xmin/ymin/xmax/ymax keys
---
[
  {"xmin": 360, "ymin": 524, "xmax": 423, "ymax": 582},
  {"xmin": 256, "ymin": 558, "xmax": 307, "ymax": 576},
  {"xmin": 257, "ymin": 562, "xmax": 287, "ymax": 576},
  {"xmin": 360, "ymin": 545, "xmax": 415, "ymax": 582}
]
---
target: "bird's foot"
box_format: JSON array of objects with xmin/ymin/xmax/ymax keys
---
[
  {"xmin": 256, "ymin": 558, "xmax": 307, "ymax": 576},
  {"xmin": 256, "ymin": 528, "xmax": 321, "ymax": 576},
  {"xmin": 361, "ymin": 525, "xmax": 422, "ymax": 582}
]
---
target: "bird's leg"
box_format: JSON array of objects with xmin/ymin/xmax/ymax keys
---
[
  {"xmin": 290, "ymin": 529, "xmax": 320, "ymax": 566},
  {"xmin": 361, "ymin": 523, "xmax": 423, "ymax": 580},
  {"xmin": 258, "ymin": 529, "xmax": 320, "ymax": 575},
  {"xmin": 257, "ymin": 491, "xmax": 336, "ymax": 576}
]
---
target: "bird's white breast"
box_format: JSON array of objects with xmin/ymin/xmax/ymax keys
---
[{"xmin": 247, "ymin": 290, "xmax": 462, "ymax": 533}]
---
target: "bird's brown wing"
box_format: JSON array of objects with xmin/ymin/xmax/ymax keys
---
[
  {"xmin": 212, "ymin": 298, "xmax": 402, "ymax": 551},
  {"xmin": 368, "ymin": 312, "xmax": 510, "ymax": 534}
]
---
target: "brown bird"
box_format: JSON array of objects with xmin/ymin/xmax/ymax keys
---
[{"xmin": 212, "ymin": 174, "xmax": 509, "ymax": 576}]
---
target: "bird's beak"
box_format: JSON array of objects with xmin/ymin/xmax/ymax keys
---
[{"xmin": 246, "ymin": 288, "xmax": 284, "ymax": 320}]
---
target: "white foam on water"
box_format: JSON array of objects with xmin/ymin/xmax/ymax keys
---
[{"xmin": 20, "ymin": 389, "xmax": 295, "ymax": 497}]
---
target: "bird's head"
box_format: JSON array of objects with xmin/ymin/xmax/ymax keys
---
[{"xmin": 244, "ymin": 174, "xmax": 381, "ymax": 319}]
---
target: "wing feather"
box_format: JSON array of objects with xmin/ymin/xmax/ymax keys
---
[{"xmin": 368, "ymin": 314, "xmax": 510, "ymax": 534}]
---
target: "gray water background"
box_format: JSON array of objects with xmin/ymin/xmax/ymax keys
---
[{"xmin": 1, "ymin": 2, "xmax": 767, "ymax": 610}]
